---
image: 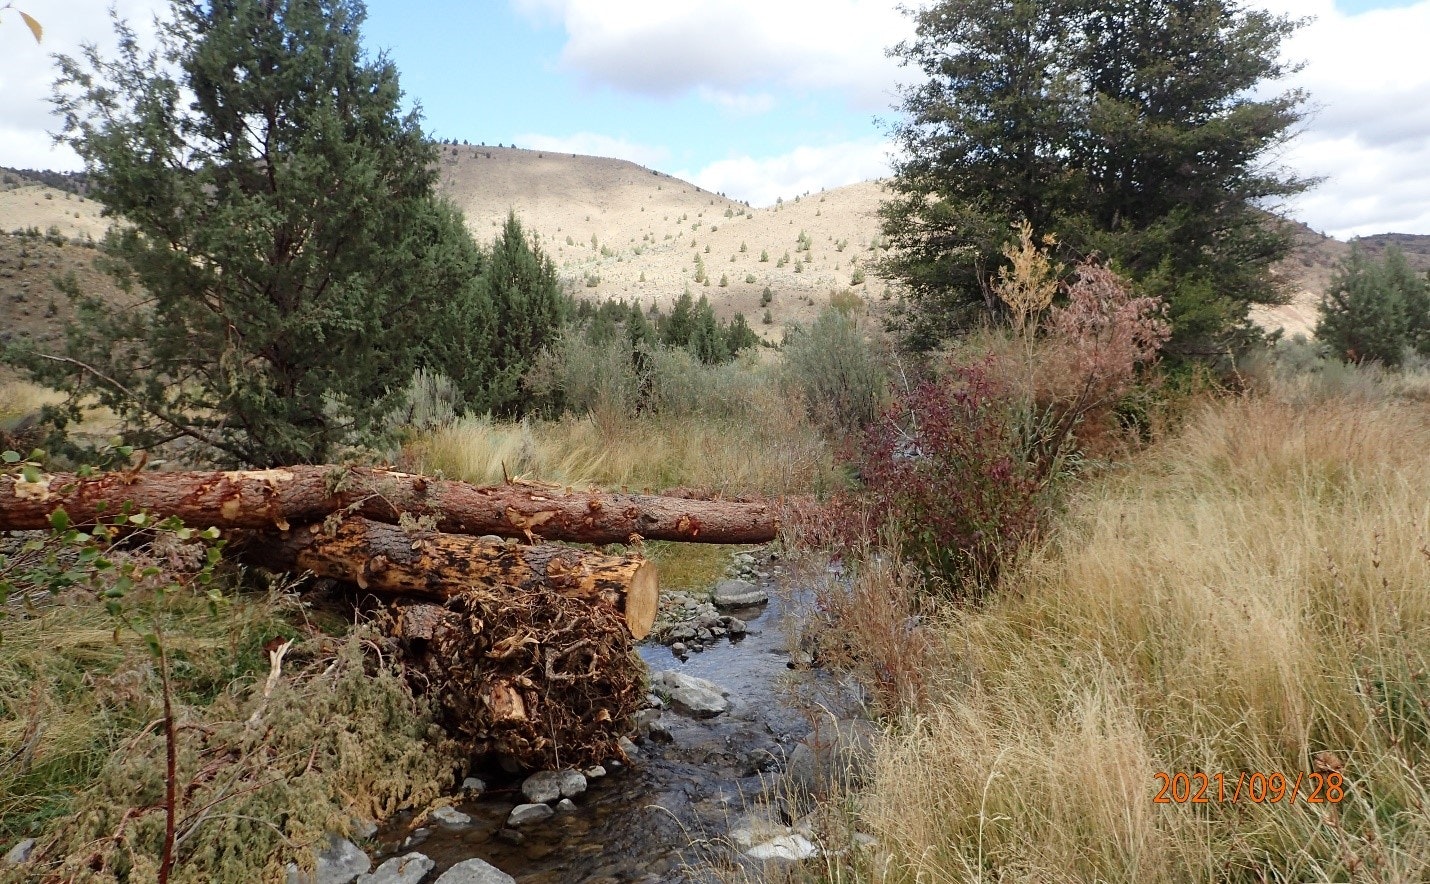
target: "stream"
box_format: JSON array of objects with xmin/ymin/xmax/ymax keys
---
[{"xmin": 372, "ymin": 560, "xmax": 858, "ymax": 883}]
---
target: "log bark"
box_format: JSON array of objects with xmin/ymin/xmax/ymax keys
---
[
  {"xmin": 236, "ymin": 517, "xmax": 658, "ymax": 639},
  {"xmin": 0, "ymin": 466, "xmax": 778, "ymax": 544}
]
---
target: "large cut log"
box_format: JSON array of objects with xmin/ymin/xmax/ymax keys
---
[
  {"xmin": 0, "ymin": 466, "xmax": 778, "ymax": 544},
  {"xmin": 235, "ymin": 517, "xmax": 658, "ymax": 638}
]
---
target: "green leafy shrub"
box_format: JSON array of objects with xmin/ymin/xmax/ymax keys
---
[{"xmin": 782, "ymin": 308, "xmax": 887, "ymax": 433}]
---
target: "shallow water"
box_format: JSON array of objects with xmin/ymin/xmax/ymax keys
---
[{"xmin": 374, "ymin": 583, "xmax": 837, "ymax": 883}]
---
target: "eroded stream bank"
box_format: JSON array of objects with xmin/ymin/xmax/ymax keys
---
[{"xmin": 366, "ymin": 551, "xmax": 866, "ymax": 883}]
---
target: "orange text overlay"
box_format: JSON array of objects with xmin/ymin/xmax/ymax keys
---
[{"xmin": 1153, "ymin": 772, "xmax": 1345, "ymax": 804}]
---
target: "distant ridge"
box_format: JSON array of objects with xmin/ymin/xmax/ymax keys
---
[
  {"xmin": 4, "ymin": 148, "xmax": 1426, "ymax": 341},
  {"xmin": 0, "ymin": 167, "xmax": 89, "ymax": 195}
]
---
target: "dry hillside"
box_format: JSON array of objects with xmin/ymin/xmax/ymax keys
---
[
  {"xmin": 0, "ymin": 171, "xmax": 110, "ymax": 243},
  {"xmin": 5, "ymin": 150, "xmax": 1425, "ymax": 345},
  {"xmin": 435, "ymin": 145, "xmax": 890, "ymax": 338}
]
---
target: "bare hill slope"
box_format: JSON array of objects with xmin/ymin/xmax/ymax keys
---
[
  {"xmin": 0, "ymin": 171, "xmax": 109, "ymax": 243},
  {"xmin": 434, "ymin": 146, "xmax": 890, "ymax": 337},
  {"xmin": 6, "ymin": 147, "xmax": 1425, "ymax": 344}
]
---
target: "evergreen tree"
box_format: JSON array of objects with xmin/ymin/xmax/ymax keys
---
[
  {"xmin": 663, "ymin": 289, "xmax": 696, "ymax": 348},
  {"xmin": 1316, "ymin": 245, "xmax": 1430, "ymax": 367},
  {"xmin": 626, "ymin": 301, "xmax": 655, "ymax": 352},
  {"xmin": 690, "ymin": 296, "xmax": 729, "ymax": 364},
  {"xmin": 23, "ymin": 0, "xmax": 491, "ymax": 465},
  {"xmin": 477, "ymin": 212, "xmax": 569, "ymax": 415},
  {"xmin": 724, "ymin": 313, "xmax": 759, "ymax": 354},
  {"xmin": 881, "ymin": 0, "xmax": 1311, "ymax": 355}
]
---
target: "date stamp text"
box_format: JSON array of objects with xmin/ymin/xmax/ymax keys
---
[{"xmin": 1153, "ymin": 772, "xmax": 1345, "ymax": 804}]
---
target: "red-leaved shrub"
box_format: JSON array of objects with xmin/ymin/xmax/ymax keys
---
[{"xmin": 853, "ymin": 358, "xmax": 1050, "ymax": 597}]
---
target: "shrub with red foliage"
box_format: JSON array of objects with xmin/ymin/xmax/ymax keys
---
[
  {"xmin": 1048, "ymin": 262, "xmax": 1171, "ymax": 402},
  {"xmin": 797, "ymin": 262, "xmax": 1168, "ymax": 599},
  {"xmin": 853, "ymin": 358, "xmax": 1051, "ymax": 596}
]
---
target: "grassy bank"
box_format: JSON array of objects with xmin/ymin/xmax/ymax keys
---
[
  {"xmin": 844, "ymin": 374, "xmax": 1430, "ymax": 881},
  {"xmin": 0, "ymin": 575, "xmax": 458, "ymax": 882}
]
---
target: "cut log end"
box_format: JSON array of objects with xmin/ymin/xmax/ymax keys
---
[{"xmin": 626, "ymin": 560, "xmax": 658, "ymax": 640}]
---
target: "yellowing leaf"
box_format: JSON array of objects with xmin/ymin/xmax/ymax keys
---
[{"xmin": 19, "ymin": 11, "xmax": 42, "ymax": 44}]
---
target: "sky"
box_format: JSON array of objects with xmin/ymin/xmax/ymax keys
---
[{"xmin": 0, "ymin": 0, "xmax": 1427, "ymax": 239}]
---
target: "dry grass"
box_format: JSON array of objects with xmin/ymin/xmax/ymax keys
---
[
  {"xmin": 401, "ymin": 394, "xmax": 839, "ymax": 499},
  {"xmin": 844, "ymin": 372, "xmax": 1430, "ymax": 882},
  {"xmin": 0, "ymin": 378, "xmax": 61, "ymax": 420}
]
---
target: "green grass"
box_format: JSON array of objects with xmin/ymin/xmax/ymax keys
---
[
  {"xmin": 0, "ymin": 583, "xmax": 286, "ymax": 838},
  {"xmin": 643, "ymin": 541, "xmax": 755, "ymax": 591}
]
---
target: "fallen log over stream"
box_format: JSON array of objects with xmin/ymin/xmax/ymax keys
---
[
  {"xmin": 0, "ymin": 464, "xmax": 771, "ymax": 769},
  {"xmin": 0, "ymin": 466, "xmax": 779, "ymax": 544},
  {"xmin": 233, "ymin": 516, "xmax": 658, "ymax": 639}
]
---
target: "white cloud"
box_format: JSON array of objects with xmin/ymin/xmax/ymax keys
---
[
  {"xmin": 679, "ymin": 138, "xmax": 893, "ymax": 207},
  {"xmin": 522, "ymin": 0, "xmax": 1430, "ymax": 236},
  {"xmin": 697, "ymin": 87, "xmax": 777, "ymax": 117},
  {"xmin": 512, "ymin": 0, "xmax": 910, "ymax": 113},
  {"xmin": 0, "ymin": 0, "xmax": 167, "ymax": 170},
  {"xmin": 1254, "ymin": 0, "xmax": 1430, "ymax": 236},
  {"xmin": 514, "ymin": 131, "xmax": 672, "ymax": 168}
]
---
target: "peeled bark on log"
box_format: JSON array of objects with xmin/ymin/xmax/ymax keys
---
[
  {"xmin": 387, "ymin": 594, "xmax": 644, "ymax": 769},
  {"xmin": 0, "ymin": 466, "xmax": 778, "ymax": 544},
  {"xmin": 236, "ymin": 517, "xmax": 658, "ymax": 639}
]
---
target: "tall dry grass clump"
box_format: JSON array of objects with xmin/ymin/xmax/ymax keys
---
[
  {"xmin": 401, "ymin": 335, "xmax": 845, "ymax": 496},
  {"xmin": 403, "ymin": 384, "xmax": 836, "ymax": 497},
  {"xmin": 854, "ymin": 375, "xmax": 1430, "ymax": 882}
]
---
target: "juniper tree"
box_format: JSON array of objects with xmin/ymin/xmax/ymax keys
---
[
  {"xmin": 477, "ymin": 213, "xmax": 568, "ymax": 415},
  {"xmin": 1316, "ymin": 245, "xmax": 1430, "ymax": 367},
  {"xmin": 881, "ymin": 0, "xmax": 1312, "ymax": 355},
  {"xmin": 22, "ymin": 0, "xmax": 494, "ymax": 465}
]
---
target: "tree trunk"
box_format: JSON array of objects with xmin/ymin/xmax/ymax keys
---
[
  {"xmin": 0, "ymin": 467, "xmax": 778, "ymax": 544},
  {"xmin": 234, "ymin": 517, "xmax": 658, "ymax": 639}
]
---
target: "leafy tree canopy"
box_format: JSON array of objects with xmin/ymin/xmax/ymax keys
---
[{"xmin": 880, "ymin": 0, "xmax": 1314, "ymax": 356}]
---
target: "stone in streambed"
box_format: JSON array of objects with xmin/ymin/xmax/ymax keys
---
[
  {"xmin": 285, "ymin": 834, "xmax": 370, "ymax": 884},
  {"xmin": 712, "ymin": 579, "xmax": 767, "ymax": 607},
  {"xmin": 356, "ymin": 853, "xmax": 434, "ymax": 884},
  {"xmin": 522, "ymin": 769, "xmax": 586, "ymax": 803},
  {"xmin": 430, "ymin": 805, "xmax": 470, "ymax": 826},
  {"xmin": 434, "ymin": 857, "xmax": 516, "ymax": 884},
  {"xmin": 746, "ymin": 834, "xmax": 819, "ymax": 861},
  {"xmin": 651, "ymin": 670, "xmax": 731, "ymax": 718},
  {"xmin": 784, "ymin": 718, "xmax": 878, "ymax": 801},
  {"xmin": 507, "ymin": 803, "xmax": 554, "ymax": 827}
]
